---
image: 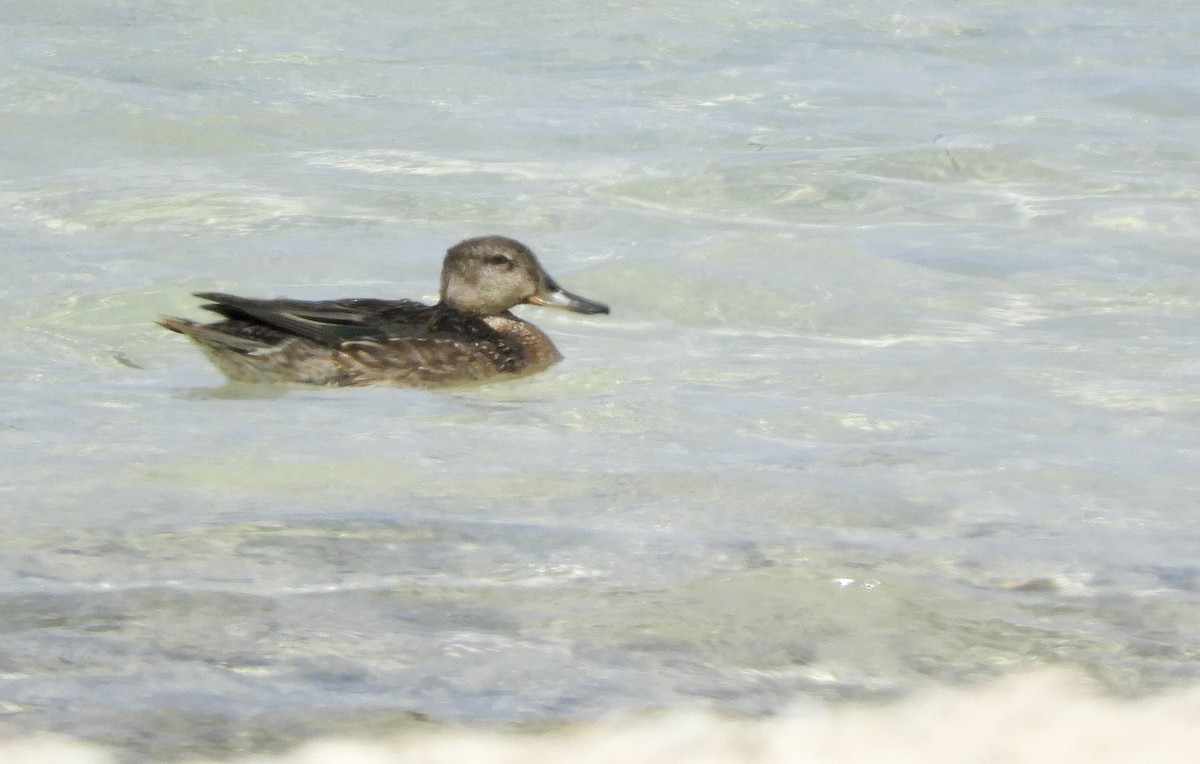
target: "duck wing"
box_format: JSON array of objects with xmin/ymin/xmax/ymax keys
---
[
  {"xmin": 193, "ymin": 292, "xmax": 509, "ymax": 350},
  {"xmin": 193, "ymin": 292, "xmax": 444, "ymax": 348}
]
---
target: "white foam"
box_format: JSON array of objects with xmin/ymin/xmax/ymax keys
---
[
  {"xmin": 7, "ymin": 670, "xmax": 1200, "ymax": 764},
  {"xmin": 0, "ymin": 737, "xmax": 115, "ymax": 764}
]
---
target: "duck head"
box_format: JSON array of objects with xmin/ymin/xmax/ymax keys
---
[{"xmin": 439, "ymin": 236, "xmax": 610, "ymax": 317}]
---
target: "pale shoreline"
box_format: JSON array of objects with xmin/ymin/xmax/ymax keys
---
[{"xmin": 7, "ymin": 669, "xmax": 1200, "ymax": 764}]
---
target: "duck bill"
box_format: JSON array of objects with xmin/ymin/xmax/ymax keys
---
[{"xmin": 527, "ymin": 278, "xmax": 610, "ymax": 315}]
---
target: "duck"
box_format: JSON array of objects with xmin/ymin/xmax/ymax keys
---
[{"xmin": 158, "ymin": 236, "xmax": 609, "ymax": 386}]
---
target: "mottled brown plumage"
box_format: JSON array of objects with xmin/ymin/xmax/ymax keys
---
[{"xmin": 158, "ymin": 236, "xmax": 609, "ymax": 386}]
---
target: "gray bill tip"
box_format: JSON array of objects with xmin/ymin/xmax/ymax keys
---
[{"xmin": 528, "ymin": 285, "xmax": 610, "ymax": 315}]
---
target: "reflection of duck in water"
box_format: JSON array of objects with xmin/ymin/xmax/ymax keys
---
[{"xmin": 159, "ymin": 236, "xmax": 609, "ymax": 386}]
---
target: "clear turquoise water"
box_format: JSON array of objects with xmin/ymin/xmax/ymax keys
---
[{"xmin": 2, "ymin": 0, "xmax": 1199, "ymax": 760}]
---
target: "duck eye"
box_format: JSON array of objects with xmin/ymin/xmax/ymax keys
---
[{"xmin": 486, "ymin": 254, "xmax": 512, "ymax": 268}]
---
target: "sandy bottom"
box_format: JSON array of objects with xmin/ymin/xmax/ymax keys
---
[{"xmin": 6, "ymin": 670, "xmax": 1200, "ymax": 764}]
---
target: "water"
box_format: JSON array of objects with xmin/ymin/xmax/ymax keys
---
[{"xmin": 2, "ymin": 0, "xmax": 1200, "ymax": 761}]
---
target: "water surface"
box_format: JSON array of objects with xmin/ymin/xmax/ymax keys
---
[{"xmin": 2, "ymin": 0, "xmax": 1199, "ymax": 760}]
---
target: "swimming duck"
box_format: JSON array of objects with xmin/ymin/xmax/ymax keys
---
[{"xmin": 158, "ymin": 236, "xmax": 609, "ymax": 386}]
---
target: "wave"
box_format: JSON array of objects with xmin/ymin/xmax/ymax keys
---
[{"xmin": 6, "ymin": 669, "xmax": 1200, "ymax": 764}]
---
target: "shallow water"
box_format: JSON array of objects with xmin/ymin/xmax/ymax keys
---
[{"xmin": 2, "ymin": 0, "xmax": 1200, "ymax": 761}]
